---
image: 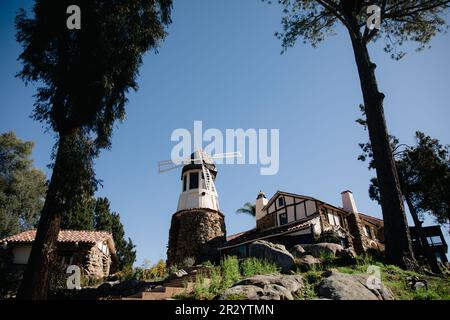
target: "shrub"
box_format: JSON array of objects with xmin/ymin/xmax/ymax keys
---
[
  {"xmin": 192, "ymin": 271, "xmax": 211, "ymax": 299},
  {"xmin": 182, "ymin": 256, "xmax": 196, "ymax": 268},
  {"xmin": 316, "ymin": 231, "xmax": 342, "ymax": 244},
  {"xmin": 240, "ymin": 257, "xmax": 279, "ymax": 277},
  {"xmin": 220, "ymin": 256, "xmax": 241, "ymax": 289},
  {"xmin": 169, "ymin": 263, "xmax": 179, "ymax": 274}
]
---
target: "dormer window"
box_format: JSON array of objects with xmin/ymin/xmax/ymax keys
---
[{"xmin": 278, "ymin": 197, "xmax": 284, "ymax": 206}]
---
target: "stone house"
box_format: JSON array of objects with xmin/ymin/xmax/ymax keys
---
[
  {"xmin": 0, "ymin": 229, "xmax": 116, "ymax": 278},
  {"xmin": 219, "ymin": 190, "xmax": 447, "ymax": 260}
]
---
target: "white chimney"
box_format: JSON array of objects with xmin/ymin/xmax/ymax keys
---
[
  {"xmin": 341, "ymin": 190, "xmax": 358, "ymax": 213},
  {"xmin": 255, "ymin": 191, "xmax": 268, "ymax": 223}
]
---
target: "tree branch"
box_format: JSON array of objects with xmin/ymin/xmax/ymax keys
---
[
  {"xmin": 385, "ymin": 0, "xmax": 450, "ymax": 19},
  {"xmin": 316, "ymin": 0, "xmax": 352, "ymax": 31}
]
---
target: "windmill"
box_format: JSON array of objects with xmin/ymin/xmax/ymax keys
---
[
  {"xmin": 161, "ymin": 148, "xmax": 241, "ymax": 266},
  {"xmin": 158, "ymin": 149, "xmax": 241, "ymax": 212}
]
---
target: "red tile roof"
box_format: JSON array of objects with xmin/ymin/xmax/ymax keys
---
[{"xmin": 1, "ymin": 229, "xmax": 113, "ymax": 245}]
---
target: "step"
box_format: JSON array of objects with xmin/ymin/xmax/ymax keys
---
[{"xmin": 122, "ymin": 286, "xmax": 192, "ymax": 300}]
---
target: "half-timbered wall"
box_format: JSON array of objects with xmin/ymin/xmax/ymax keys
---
[{"xmin": 265, "ymin": 193, "xmax": 318, "ymax": 227}]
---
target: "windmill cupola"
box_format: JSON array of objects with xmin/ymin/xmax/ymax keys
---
[
  {"xmin": 177, "ymin": 150, "xmax": 220, "ymax": 212},
  {"xmin": 181, "ymin": 150, "xmax": 217, "ymax": 180}
]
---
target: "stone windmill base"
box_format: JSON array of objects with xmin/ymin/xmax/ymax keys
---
[{"xmin": 167, "ymin": 209, "xmax": 226, "ymax": 266}]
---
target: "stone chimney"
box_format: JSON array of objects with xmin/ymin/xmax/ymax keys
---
[
  {"xmin": 341, "ymin": 190, "xmax": 358, "ymax": 213},
  {"xmin": 255, "ymin": 191, "xmax": 270, "ymax": 229},
  {"xmin": 341, "ymin": 190, "xmax": 365, "ymax": 254}
]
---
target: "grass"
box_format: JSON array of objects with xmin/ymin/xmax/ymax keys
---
[
  {"xmin": 178, "ymin": 256, "xmax": 280, "ymax": 300},
  {"xmin": 176, "ymin": 254, "xmax": 450, "ymax": 301},
  {"xmin": 336, "ymin": 262, "xmax": 450, "ymax": 300},
  {"xmin": 240, "ymin": 257, "xmax": 280, "ymax": 277}
]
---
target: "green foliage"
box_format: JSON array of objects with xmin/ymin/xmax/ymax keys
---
[
  {"xmin": 208, "ymin": 266, "xmax": 224, "ymax": 296},
  {"xmin": 169, "ymin": 263, "xmax": 179, "ymax": 274},
  {"xmin": 359, "ymin": 131, "xmax": 450, "ymax": 231},
  {"xmin": 221, "ymin": 256, "xmax": 241, "ymax": 289},
  {"xmin": 236, "ymin": 202, "xmax": 256, "ymax": 217},
  {"xmin": 93, "ymin": 197, "xmax": 136, "ymax": 271},
  {"xmin": 192, "ymin": 271, "xmax": 212, "ymax": 300},
  {"xmin": 183, "ymin": 257, "xmax": 282, "ymax": 300},
  {"xmin": 201, "ymin": 260, "xmax": 214, "ymax": 267},
  {"xmin": 16, "ymin": 0, "xmax": 173, "ymax": 149},
  {"xmin": 182, "ymin": 256, "xmax": 196, "ymax": 268},
  {"xmin": 0, "ymin": 132, "xmax": 47, "ymax": 238},
  {"xmin": 14, "ymin": 0, "xmax": 172, "ymax": 297},
  {"xmin": 93, "ymin": 198, "xmax": 113, "ymax": 232},
  {"xmin": 336, "ymin": 261, "xmax": 450, "ymax": 300},
  {"xmin": 60, "ymin": 196, "xmax": 95, "ymax": 230},
  {"xmin": 270, "ymin": 0, "xmax": 450, "ymax": 59},
  {"xmin": 315, "ymin": 230, "xmax": 342, "ymax": 245},
  {"xmin": 240, "ymin": 257, "xmax": 280, "ymax": 277}
]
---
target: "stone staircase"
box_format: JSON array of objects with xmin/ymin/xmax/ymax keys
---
[{"xmin": 122, "ymin": 267, "xmax": 209, "ymax": 300}]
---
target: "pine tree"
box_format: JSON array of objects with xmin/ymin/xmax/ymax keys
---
[
  {"xmin": 267, "ymin": 0, "xmax": 450, "ymax": 268},
  {"xmin": 15, "ymin": 0, "xmax": 172, "ymax": 299}
]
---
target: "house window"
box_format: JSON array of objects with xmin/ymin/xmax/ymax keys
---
[
  {"xmin": 183, "ymin": 175, "xmax": 187, "ymax": 191},
  {"xmin": 328, "ymin": 214, "xmax": 334, "ymax": 225},
  {"xmin": 427, "ymin": 236, "xmax": 443, "ymax": 246},
  {"xmin": 364, "ymin": 225, "xmax": 372, "ymax": 239},
  {"xmin": 189, "ymin": 172, "xmax": 199, "ymax": 189},
  {"xmin": 279, "ymin": 213, "xmax": 288, "ymax": 226},
  {"xmin": 278, "ymin": 197, "xmax": 284, "ymax": 206},
  {"xmin": 338, "ymin": 214, "xmax": 344, "ymax": 228}
]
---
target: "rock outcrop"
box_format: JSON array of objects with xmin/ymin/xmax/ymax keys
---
[
  {"xmin": 248, "ymin": 240, "xmax": 295, "ymax": 272},
  {"xmin": 289, "ymin": 244, "xmax": 306, "ymax": 258},
  {"xmin": 301, "ymin": 243, "xmax": 344, "ymax": 258},
  {"xmin": 295, "ymin": 255, "xmax": 322, "ymax": 270},
  {"xmin": 318, "ymin": 270, "xmax": 394, "ymax": 300},
  {"xmin": 220, "ymin": 274, "xmax": 304, "ymax": 300}
]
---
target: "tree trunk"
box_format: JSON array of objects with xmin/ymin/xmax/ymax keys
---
[
  {"xmin": 346, "ymin": 20, "xmax": 415, "ymax": 268},
  {"xmin": 404, "ymin": 192, "xmax": 441, "ymax": 274},
  {"xmin": 16, "ymin": 131, "xmax": 76, "ymax": 299}
]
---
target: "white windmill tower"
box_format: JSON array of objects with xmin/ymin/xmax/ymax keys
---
[{"xmin": 158, "ymin": 149, "xmax": 240, "ymax": 266}]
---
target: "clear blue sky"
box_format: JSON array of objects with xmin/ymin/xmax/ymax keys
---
[{"xmin": 1, "ymin": 0, "xmax": 449, "ymax": 265}]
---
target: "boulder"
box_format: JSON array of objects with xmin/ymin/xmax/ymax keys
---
[
  {"xmin": 318, "ymin": 270, "xmax": 394, "ymax": 300},
  {"xmin": 289, "ymin": 244, "xmax": 306, "ymax": 258},
  {"xmin": 335, "ymin": 248, "xmax": 357, "ymax": 266},
  {"xmin": 234, "ymin": 274, "xmax": 304, "ymax": 293},
  {"xmin": 302, "ymin": 243, "xmax": 344, "ymax": 258},
  {"xmin": 219, "ymin": 285, "xmax": 264, "ymax": 300},
  {"xmin": 248, "ymin": 240, "xmax": 295, "ymax": 272},
  {"xmin": 295, "ymin": 255, "xmax": 322, "ymax": 270},
  {"xmin": 220, "ymin": 274, "xmax": 304, "ymax": 300}
]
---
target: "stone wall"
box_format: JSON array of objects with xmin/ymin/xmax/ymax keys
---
[
  {"xmin": 256, "ymin": 213, "xmax": 276, "ymax": 230},
  {"xmin": 318, "ymin": 208, "xmax": 359, "ymax": 254},
  {"xmin": 345, "ymin": 212, "xmax": 366, "ymax": 255},
  {"xmin": 167, "ymin": 209, "xmax": 226, "ymax": 266},
  {"xmin": 346, "ymin": 213, "xmax": 386, "ymax": 254},
  {"xmin": 83, "ymin": 245, "xmax": 111, "ymax": 278},
  {"xmin": 58, "ymin": 243, "xmax": 111, "ymax": 279}
]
